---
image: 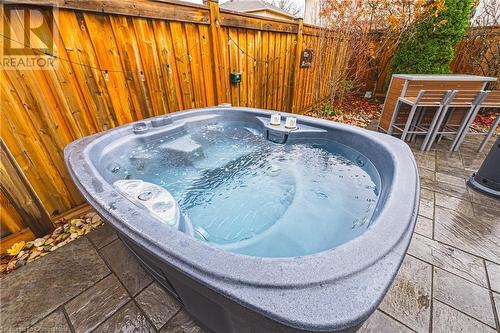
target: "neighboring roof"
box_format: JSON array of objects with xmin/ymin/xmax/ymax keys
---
[{"xmin": 220, "ymin": 0, "xmax": 295, "ymax": 19}]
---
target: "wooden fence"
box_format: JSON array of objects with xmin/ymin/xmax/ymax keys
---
[
  {"xmin": 451, "ymin": 26, "xmax": 500, "ymax": 90},
  {"xmin": 0, "ymin": 0, "xmax": 349, "ymax": 244}
]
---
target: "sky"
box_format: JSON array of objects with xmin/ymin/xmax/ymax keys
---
[
  {"xmin": 180, "ymin": 0, "xmax": 494, "ymax": 22},
  {"xmin": 184, "ymin": 0, "xmax": 306, "ymax": 17}
]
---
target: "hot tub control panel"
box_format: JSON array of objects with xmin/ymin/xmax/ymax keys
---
[
  {"xmin": 256, "ymin": 116, "xmax": 327, "ymax": 144},
  {"xmin": 114, "ymin": 179, "xmax": 180, "ymax": 227}
]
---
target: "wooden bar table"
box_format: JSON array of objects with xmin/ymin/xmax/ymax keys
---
[{"xmin": 379, "ymin": 74, "xmax": 497, "ymax": 133}]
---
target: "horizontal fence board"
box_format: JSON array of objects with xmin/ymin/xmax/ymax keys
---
[
  {"xmin": 220, "ymin": 10, "xmax": 298, "ymax": 33},
  {"xmin": 0, "ymin": 228, "xmax": 36, "ymax": 254},
  {"xmin": 3, "ymin": 0, "xmax": 210, "ymax": 24}
]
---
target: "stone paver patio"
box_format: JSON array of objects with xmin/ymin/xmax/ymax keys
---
[{"xmin": 1, "ymin": 135, "xmax": 498, "ymax": 333}]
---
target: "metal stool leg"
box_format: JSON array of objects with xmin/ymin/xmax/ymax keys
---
[
  {"xmin": 423, "ymin": 90, "xmax": 456, "ymax": 151},
  {"xmin": 450, "ymin": 91, "xmax": 488, "ymax": 152},
  {"xmin": 437, "ymin": 108, "xmax": 454, "ymax": 143},
  {"xmin": 421, "ymin": 104, "xmax": 446, "ymax": 151},
  {"xmin": 410, "ymin": 108, "xmax": 425, "ymax": 143},
  {"xmin": 478, "ymin": 114, "xmax": 500, "ymax": 153},
  {"xmin": 401, "ymin": 103, "xmax": 420, "ymax": 141},
  {"xmin": 400, "ymin": 91, "xmax": 424, "ymax": 141},
  {"xmin": 450, "ymin": 104, "xmax": 482, "ymax": 152},
  {"xmin": 387, "ymin": 100, "xmax": 402, "ymax": 135},
  {"xmin": 425, "ymin": 105, "xmax": 452, "ymax": 151},
  {"xmin": 407, "ymin": 106, "xmax": 421, "ymax": 142}
]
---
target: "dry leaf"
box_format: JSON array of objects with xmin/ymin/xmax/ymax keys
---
[{"xmin": 6, "ymin": 241, "xmax": 26, "ymax": 257}]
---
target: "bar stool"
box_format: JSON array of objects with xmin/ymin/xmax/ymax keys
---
[
  {"xmin": 449, "ymin": 90, "xmax": 500, "ymax": 152},
  {"xmin": 425, "ymin": 90, "xmax": 486, "ymax": 151},
  {"xmin": 387, "ymin": 90, "xmax": 453, "ymax": 150}
]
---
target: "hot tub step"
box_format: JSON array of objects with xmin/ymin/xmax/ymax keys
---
[{"xmin": 157, "ymin": 135, "xmax": 205, "ymax": 164}]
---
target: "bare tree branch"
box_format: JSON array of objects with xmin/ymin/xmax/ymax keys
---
[{"xmin": 264, "ymin": 0, "xmax": 302, "ymax": 17}]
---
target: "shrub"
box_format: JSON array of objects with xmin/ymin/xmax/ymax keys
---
[
  {"xmin": 389, "ymin": 0, "xmax": 473, "ymax": 76},
  {"xmin": 321, "ymin": 101, "xmax": 343, "ymax": 117}
]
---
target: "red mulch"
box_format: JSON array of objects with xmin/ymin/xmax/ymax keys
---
[
  {"xmin": 305, "ymin": 95, "xmax": 381, "ymax": 128},
  {"xmin": 472, "ymin": 112, "xmax": 499, "ymax": 133}
]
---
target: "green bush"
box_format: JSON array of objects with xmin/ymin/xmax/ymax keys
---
[
  {"xmin": 389, "ymin": 0, "xmax": 473, "ymax": 77},
  {"xmin": 321, "ymin": 101, "xmax": 343, "ymax": 117}
]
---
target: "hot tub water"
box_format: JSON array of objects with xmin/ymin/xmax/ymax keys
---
[{"xmin": 103, "ymin": 122, "xmax": 380, "ymax": 257}]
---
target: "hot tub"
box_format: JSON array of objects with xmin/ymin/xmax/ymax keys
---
[{"xmin": 65, "ymin": 106, "xmax": 419, "ymax": 333}]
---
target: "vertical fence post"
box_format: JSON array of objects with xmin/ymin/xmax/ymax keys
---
[
  {"xmin": 290, "ymin": 18, "xmax": 303, "ymax": 113},
  {"xmin": 205, "ymin": 0, "xmax": 226, "ymax": 105}
]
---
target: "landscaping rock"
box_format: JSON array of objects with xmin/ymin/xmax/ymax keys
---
[
  {"xmin": 15, "ymin": 260, "xmax": 26, "ymax": 269},
  {"xmin": 28, "ymin": 250, "xmax": 41, "ymax": 261},
  {"xmin": 2, "ymin": 209, "xmax": 106, "ymax": 274},
  {"xmin": 86, "ymin": 212, "xmax": 97, "ymax": 219},
  {"xmin": 71, "ymin": 219, "xmax": 84, "ymax": 227},
  {"xmin": 91, "ymin": 214, "xmax": 102, "ymax": 225},
  {"xmin": 33, "ymin": 238, "xmax": 45, "ymax": 248},
  {"xmin": 53, "ymin": 226, "xmax": 63, "ymax": 235}
]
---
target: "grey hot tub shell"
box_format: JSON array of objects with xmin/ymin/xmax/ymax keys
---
[{"xmin": 65, "ymin": 107, "xmax": 420, "ymax": 333}]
